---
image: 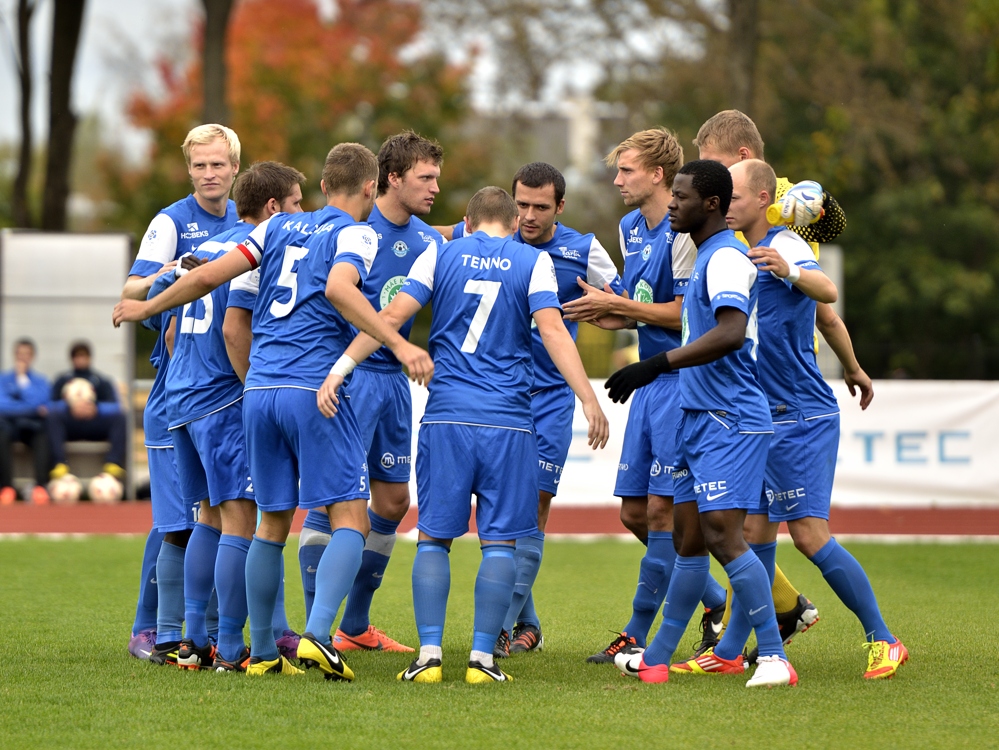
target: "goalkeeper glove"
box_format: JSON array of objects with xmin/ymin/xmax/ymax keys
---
[
  {"xmin": 774, "ymin": 180, "xmax": 825, "ymax": 226},
  {"xmin": 604, "ymin": 352, "xmax": 672, "ymax": 404}
]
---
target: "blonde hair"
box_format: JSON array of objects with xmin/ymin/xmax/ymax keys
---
[
  {"xmin": 182, "ymin": 124, "xmax": 241, "ymax": 167},
  {"xmin": 321, "ymin": 143, "xmax": 379, "ymax": 196},
  {"xmin": 694, "ymin": 110, "xmax": 765, "ymax": 160},
  {"xmin": 605, "ymin": 127, "xmax": 684, "ymax": 184}
]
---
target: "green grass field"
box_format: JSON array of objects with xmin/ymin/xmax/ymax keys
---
[{"xmin": 1, "ymin": 536, "xmax": 997, "ymax": 749}]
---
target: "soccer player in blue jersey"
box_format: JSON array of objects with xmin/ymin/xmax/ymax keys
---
[
  {"xmin": 683, "ymin": 159, "xmax": 906, "ymax": 680},
  {"xmin": 607, "ymin": 159, "xmax": 796, "ymax": 687},
  {"xmin": 147, "ymin": 161, "xmax": 307, "ymax": 673},
  {"xmin": 297, "ymin": 132, "xmax": 444, "ymax": 654},
  {"xmin": 317, "ymin": 186, "xmax": 609, "ymax": 683},
  {"xmin": 114, "ymin": 143, "xmax": 433, "ymax": 680},
  {"xmin": 121, "ymin": 123, "xmax": 240, "ymax": 664},
  {"xmin": 491, "ymin": 162, "xmax": 623, "ymax": 658},
  {"xmin": 561, "ymin": 129, "xmax": 729, "ymax": 664}
]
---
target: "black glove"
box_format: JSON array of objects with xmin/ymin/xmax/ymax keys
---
[{"xmin": 604, "ymin": 352, "xmax": 672, "ymax": 404}]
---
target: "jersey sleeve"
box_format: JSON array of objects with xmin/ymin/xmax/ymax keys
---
[
  {"xmin": 227, "ymin": 268, "xmax": 260, "ymax": 311},
  {"xmin": 770, "ymin": 230, "xmax": 823, "ymax": 291},
  {"xmin": 237, "ymin": 216, "xmax": 275, "ymax": 269},
  {"xmin": 400, "ymin": 243, "xmax": 437, "ymax": 307},
  {"xmin": 585, "ymin": 237, "xmax": 624, "ymax": 295},
  {"xmin": 146, "ymin": 272, "xmax": 175, "ymax": 300},
  {"xmin": 130, "ymin": 213, "xmax": 178, "ymax": 277},
  {"xmin": 452, "ymin": 222, "xmax": 465, "ymax": 240},
  {"xmin": 528, "ymin": 252, "xmax": 561, "ymax": 314},
  {"xmin": 333, "ymin": 224, "xmax": 378, "ymax": 284},
  {"xmin": 671, "ymin": 233, "xmax": 697, "ymax": 295},
  {"xmin": 706, "ymin": 247, "xmax": 757, "ymax": 315}
]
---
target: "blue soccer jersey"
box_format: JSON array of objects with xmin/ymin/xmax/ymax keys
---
[
  {"xmin": 141, "ymin": 311, "xmax": 174, "ymax": 448},
  {"xmin": 754, "ymin": 227, "xmax": 839, "ymax": 419},
  {"xmin": 618, "ymin": 209, "xmax": 696, "ymax": 360},
  {"xmin": 157, "ymin": 223, "xmax": 253, "ymax": 428},
  {"xmin": 679, "ymin": 228, "xmax": 770, "ymax": 432},
  {"xmin": 515, "ymin": 223, "xmax": 623, "ymax": 391},
  {"xmin": 357, "ymin": 204, "xmax": 443, "ymax": 371},
  {"xmin": 237, "ymin": 207, "xmax": 378, "ymax": 390},
  {"xmin": 401, "ymin": 232, "xmax": 561, "ymax": 430}
]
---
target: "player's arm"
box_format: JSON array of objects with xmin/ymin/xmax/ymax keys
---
[
  {"xmin": 222, "ymin": 307, "xmax": 252, "ymax": 382},
  {"xmin": 433, "ymin": 224, "xmax": 454, "ymax": 242},
  {"xmin": 747, "ymin": 246, "xmax": 838, "ymax": 303},
  {"xmin": 113, "ymin": 248, "xmax": 252, "ymax": 326},
  {"xmin": 534, "ymin": 306, "xmax": 608, "ymax": 449},
  {"xmin": 564, "ymin": 283, "xmax": 683, "ymax": 329},
  {"xmin": 815, "ymin": 302, "xmax": 873, "ymax": 409},
  {"xmin": 164, "ymin": 316, "xmax": 177, "ymax": 357},
  {"xmin": 122, "ymin": 214, "xmax": 181, "ymax": 299}
]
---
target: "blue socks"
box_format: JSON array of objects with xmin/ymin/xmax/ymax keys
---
[
  {"xmin": 271, "ymin": 554, "xmax": 291, "ymax": 640},
  {"xmin": 643, "ymin": 555, "xmax": 710, "ymax": 666},
  {"xmin": 304, "ymin": 528, "xmax": 365, "ymax": 644},
  {"xmin": 246, "ymin": 536, "xmax": 284, "ymax": 661},
  {"xmin": 623, "ymin": 530, "xmax": 675, "ymax": 646},
  {"xmin": 412, "ymin": 541, "xmax": 450, "ymax": 648},
  {"xmin": 339, "ymin": 510, "xmax": 400, "ymax": 637},
  {"xmin": 183, "ymin": 523, "xmax": 221, "ymax": 648},
  {"xmin": 725, "ymin": 549, "xmax": 785, "ymax": 660},
  {"xmin": 155, "ymin": 541, "xmax": 186, "ymax": 644},
  {"xmin": 472, "ymin": 544, "xmax": 515, "ymax": 655},
  {"xmin": 701, "ymin": 572, "xmax": 727, "ymax": 611},
  {"xmin": 298, "ymin": 533, "xmax": 325, "ymax": 622},
  {"xmin": 502, "ymin": 533, "xmax": 544, "ymax": 634},
  {"xmin": 811, "ymin": 537, "xmax": 893, "ymax": 642},
  {"xmin": 714, "ymin": 541, "xmax": 776, "ymax": 660},
  {"xmin": 132, "ymin": 528, "xmax": 164, "ymax": 633},
  {"xmin": 215, "ymin": 534, "xmax": 251, "ymax": 662}
]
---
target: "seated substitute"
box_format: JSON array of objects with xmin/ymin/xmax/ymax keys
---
[{"xmin": 0, "ymin": 338, "xmax": 51, "ymax": 504}]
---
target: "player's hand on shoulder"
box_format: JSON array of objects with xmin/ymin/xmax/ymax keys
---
[
  {"xmin": 747, "ymin": 246, "xmax": 789, "ymax": 277},
  {"xmin": 398, "ymin": 342, "xmax": 434, "ymax": 386},
  {"xmin": 778, "ymin": 180, "xmax": 825, "ymax": 226},
  {"xmin": 844, "ymin": 367, "xmax": 874, "ymax": 410},
  {"xmin": 582, "ymin": 399, "xmax": 609, "ymax": 450},
  {"xmin": 112, "ymin": 299, "xmax": 148, "ymax": 327},
  {"xmin": 317, "ymin": 373, "xmax": 343, "ymax": 418}
]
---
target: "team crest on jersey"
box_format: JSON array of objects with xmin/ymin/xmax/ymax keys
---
[
  {"xmin": 146, "ymin": 230, "xmax": 157, "ymax": 241},
  {"xmin": 641, "ymin": 244, "xmax": 652, "ymax": 261},
  {"xmin": 393, "ymin": 240, "xmax": 409, "ymax": 257},
  {"xmin": 634, "ymin": 279, "xmax": 654, "ymax": 304},
  {"xmin": 380, "ymin": 275, "xmax": 406, "ymax": 308}
]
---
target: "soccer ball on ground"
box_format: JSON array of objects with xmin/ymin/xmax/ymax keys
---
[
  {"xmin": 88, "ymin": 473, "xmax": 123, "ymax": 504},
  {"xmin": 49, "ymin": 474, "xmax": 83, "ymax": 504},
  {"xmin": 63, "ymin": 377, "xmax": 96, "ymax": 407}
]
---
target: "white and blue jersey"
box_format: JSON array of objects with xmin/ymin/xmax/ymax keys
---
[
  {"xmin": 131, "ymin": 195, "xmax": 238, "ymax": 278},
  {"xmin": 618, "ymin": 209, "xmax": 695, "ymax": 360},
  {"xmin": 679, "ymin": 228, "xmax": 769, "ymax": 431},
  {"xmin": 402, "ymin": 232, "xmax": 561, "ymax": 430}
]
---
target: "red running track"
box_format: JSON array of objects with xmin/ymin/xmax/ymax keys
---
[{"xmin": 1, "ymin": 503, "xmax": 997, "ymax": 537}]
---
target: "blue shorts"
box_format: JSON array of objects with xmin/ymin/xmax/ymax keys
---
[
  {"xmin": 349, "ymin": 366, "xmax": 413, "ymax": 483},
  {"xmin": 672, "ymin": 410, "xmax": 771, "ymax": 513},
  {"xmin": 751, "ymin": 413, "xmax": 839, "ymax": 522},
  {"xmin": 148, "ymin": 445, "xmax": 198, "ymax": 532},
  {"xmin": 614, "ymin": 373, "xmax": 680, "ymax": 498},
  {"xmin": 532, "ymin": 384, "xmax": 574, "ymax": 496},
  {"xmin": 243, "ymin": 387, "xmax": 369, "ymax": 513},
  {"xmin": 415, "ymin": 422, "xmax": 539, "ymax": 541},
  {"xmin": 171, "ymin": 402, "xmax": 254, "ymax": 507}
]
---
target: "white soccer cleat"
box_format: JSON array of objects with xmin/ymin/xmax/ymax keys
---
[
  {"xmin": 614, "ymin": 648, "xmax": 645, "ymax": 678},
  {"xmin": 746, "ymin": 655, "xmax": 798, "ymax": 687}
]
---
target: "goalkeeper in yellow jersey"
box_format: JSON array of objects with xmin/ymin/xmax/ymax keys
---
[{"xmin": 690, "ymin": 109, "xmax": 873, "ymax": 662}]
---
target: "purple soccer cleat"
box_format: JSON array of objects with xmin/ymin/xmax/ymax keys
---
[
  {"xmin": 275, "ymin": 629, "xmax": 301, "ymax": 661},
  {"xmin": 128, "ymin": 629, "xmax": 157, "ymax": 660}
]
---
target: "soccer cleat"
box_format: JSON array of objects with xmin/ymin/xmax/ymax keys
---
[
  {"xmin": 493, "ymin": 629, "xmax": 510, "ymax": 659},
  {"xmin": 670, "ymin": 647, "xmax": 745, "ymax": 675},
  {"xmin": 30, "ymin": 485, "xmax": 50, "ymax": 505},
  {"xmin": 333, "ymin": 624, "xmax": 414, "ymax": 653},
  {"xmin": 397, "ymin": 658, "xmax": 443, "ymax": 683},
  {"xmin": 148, "ymin": 640, "xmax": 181, "ymax": 666},
  {"xmin": 745, "ymin": 594, "xmax": 819, "ymax": 665},
  {"xmin": 746, "ymin": 655, "xmax": 798, "ymax": 687},
  {"xmin": 465, "ymin": 660, "xmax": 512, "ymax": 683},
  {"xmin": 615, "ymin": 652, "xmax": 669, "ymax": 684},
  {"xmin": 509, "ymin": 623, "xmax": 544, "ymax": 654},
  {"xmin": 50, "ymin": 463, "xmax": 70, "ymax": 481},
  {"xmin": 0, "ymin": 486, "xmax": 16, "ymax": 505},
  {"xmin": 176, "ymin": 638, "xmax": 217, "ymax": 671},
  {"xmin": 213, "ymin": 647, "xmax": 251, "ymax": 672},
  {"xmin": 586, "ymin": 632, "xmax": 640, "ymax": 664},
  {"xmin": 297, "ymin": 632, "xmax": 355, "ymax": 681},
  {"xmin": 692, "ymin": 604, "xmax": 726, "ymax": 657},
  {"xmin": 863, "ymin": 637, "xmax": 908, "ymax": 680},
  {"xmin": 275, "ymin": 629, "xmax": 301, "ymax": 660},
  {"xmin": 127, "ymin": 629, "xmax": 156, "ymax": 660},
  {"xmin": 246, "ymin": 655, "xmax": 304, "ymax": 676},
  {"xmin": 102, "ymin": 462, "xmax": 126, "ymax": 481}
]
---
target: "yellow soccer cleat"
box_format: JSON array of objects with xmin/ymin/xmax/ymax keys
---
[
  {"xmin": 297, "ymin": 632, "xmax": 355, "ymax": 682},
  {"xmin": 246, "ymin": 656, "xmax": 304, "ymax": 676},
  {"xmin": 465, "ymin": 660, "xmax": 512, "ymax": 684},
  {"xmin": 863, "ymin": 637, "xmax": 909, "ymax": 680},
  {"xmin": 670, "ymin": 648, "xmax": 745, "ymax": 675},
  {"xmin": 397, "ymin": 658, "xmax": 443, "ymax": 683}
]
